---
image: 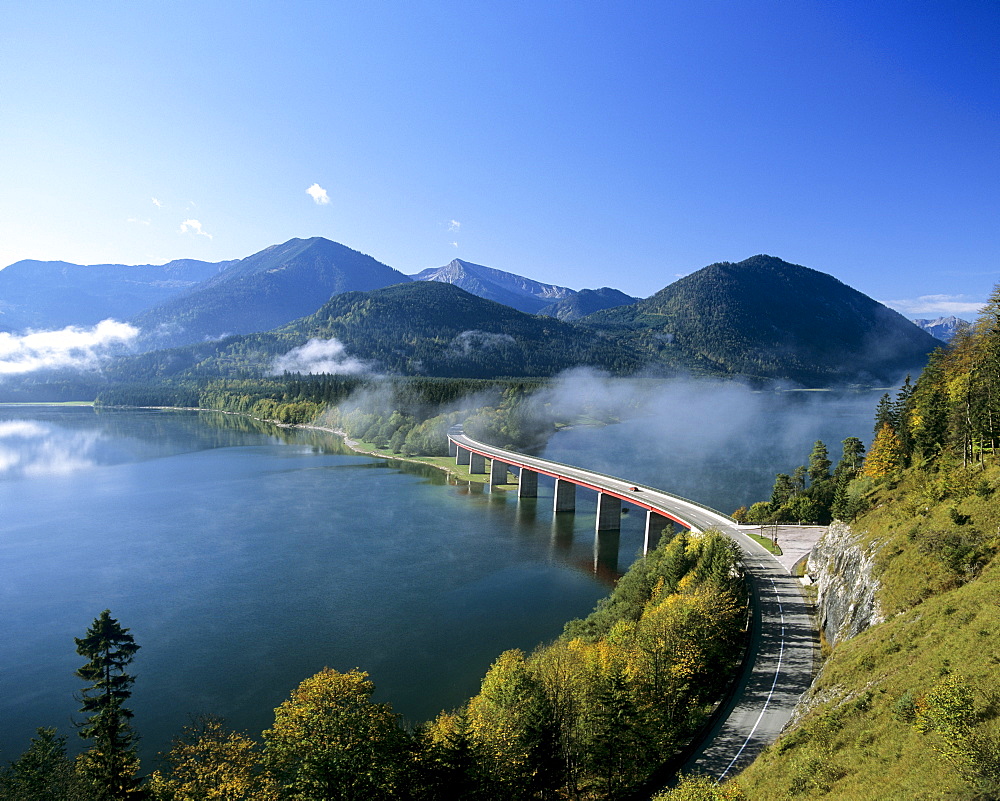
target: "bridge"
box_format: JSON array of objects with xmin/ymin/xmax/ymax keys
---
[{"xmin": 448, "ymin": 425, "xmax": 816, "ymax": 781}]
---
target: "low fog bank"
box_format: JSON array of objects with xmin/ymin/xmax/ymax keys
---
[
  {"xmin": 531, "ymin": 369, "xmax": 883, "ymax": 515},
  {"xmin": 271, "ymin": 337, "xmax": 373, "ymax": 376},
  {"xmin": 0, "ymin": 319, "xmax": 139, "ymax": 377}
]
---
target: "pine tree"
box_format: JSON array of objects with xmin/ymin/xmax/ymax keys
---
[
  {"xmin": 74, "ymin": 610, "xmax": 142, "ymax": 800},
  {"xmin": 837, "ymin": 436, "xmax": 866, "ymax": 475},
  {"xmin": 873, "ymin": 392, "xmax": 895, "ymax": 435},
  {"xmin": 909, "ymin": 350, "xmax": 949, "ymax": 459},
  {"xmin": 894, "ymin": 376, "xmax": 916, "ymax": 458},
  {"xmin": 807, "ymin": 441, "xmax": 832, "ymax": 485},
  {"xmin": 791, "ymin": 465, "xmax": 808, "ymax": 496},
  {"xmin": 0, "ymin": 727, "xmax": 88, "ymax": 800},
  {"xmin": 769, "ymin": 474, "xmax": 794, "ymax": 507}
]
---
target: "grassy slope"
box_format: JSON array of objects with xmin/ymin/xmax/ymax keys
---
[{"xmin": 736, "ymin": 464, "xmax": 1000, "ymax": 800}]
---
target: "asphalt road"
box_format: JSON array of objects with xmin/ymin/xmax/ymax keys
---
[{"xmin": 449, "ymin": 428, "xmax": 816, "ymax": 780}]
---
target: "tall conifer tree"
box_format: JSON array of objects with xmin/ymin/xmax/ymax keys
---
[{"xmin": 74, "ymin": 610, "xmax": 142, "ymax": 799}]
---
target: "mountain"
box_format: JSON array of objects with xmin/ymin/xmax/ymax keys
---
[
  {"xmin": 537, "ymin": 287, "xmax": 639, "ymax": 321},
  {"xmin": 112, "ymin": 254, "xmax": 941, "ymax": 386},
  {"xmin": 582, "ymin": 255, "xmax": 941, "ymax": 385},
  {"xmin": 131, "ymin": 237, "xmax": 410, "ymax": 349},
  {"xmin": 0, "ymin": 258, "xmax": 227, "ymax": 332},
  {"xmin": 110, "ymin": 281, "xmax": 643, "ymax": 381},
  {"xmin": 411, "ymin": 259, "xmax": 575, "ymax": 314},
  {"xmin": 912, "ymin": 315, "xmax": 970, "ymax": 343}
]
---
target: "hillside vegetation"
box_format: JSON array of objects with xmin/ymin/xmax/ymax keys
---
[{"xmin": 701, "ymin": 291, "xmax": 1000, "ymax": 800}]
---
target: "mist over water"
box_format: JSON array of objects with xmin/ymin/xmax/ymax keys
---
[{"xmin": 537, "ymin": 375, "xmax": 883, "ymax": 514}]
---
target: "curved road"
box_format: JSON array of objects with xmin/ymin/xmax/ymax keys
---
[{"xmin": 449, "ymin": 428, "xmax": 815, "ymax": 781}]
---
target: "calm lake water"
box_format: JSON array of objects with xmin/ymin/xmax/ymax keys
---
[
  {"xmin": 0, "ymin": 407, "xmax": 626, "ymax": 765},
  {"xmin": 1, "ymin": 389, "xmax": 880, "ymax": 764}
]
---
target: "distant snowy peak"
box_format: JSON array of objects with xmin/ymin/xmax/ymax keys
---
[
  {"xmin": 912, "ymin": 315, "xmax": 970, "ymax": 343},
  {"xmin": 411, "ymin": 259, "xmax": 575, "ymax": 314}
]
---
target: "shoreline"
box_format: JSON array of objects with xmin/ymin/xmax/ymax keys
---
[{"xmin": 121, "ymin": 404, "xmax": 498, "ymax": 487}]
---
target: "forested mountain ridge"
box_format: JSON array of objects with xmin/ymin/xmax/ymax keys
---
[
  {"xmin": 130, "ymin": 237, "xmax": 410, "ymax": 350},
  {"xmin": 108, "ymin": 281, "xmax": 646, "ymax": 381},
  {"xmin": 0, "ymin": 257, "xmax": 228, "ymax": 332},
  {"xmin": 106, "ymin": 256, "xmax": 942, "ymax": 386},
  {"xmin": 0, "ymin": 242, "xmax": 948, "ymax": 389},
  {"xmin": 412, "ymin": 258, "xmax": 576, "ymax": 313},
  {"xmin": 582, "ymin": 255, "xmax": 940, "ymax": 385}
]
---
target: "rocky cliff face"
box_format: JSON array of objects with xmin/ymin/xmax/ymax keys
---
[
  {"xmin": 806, "ymin": 521, "xmax": 884, "ymax": 647},
  {"xmin": 784, "ymin": 522, "xmax": 886, "ymax": 729}
]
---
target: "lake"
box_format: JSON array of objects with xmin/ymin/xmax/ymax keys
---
[{"xmin": 0, "ymin": 387, "xmax": 880, "ymax": 764}]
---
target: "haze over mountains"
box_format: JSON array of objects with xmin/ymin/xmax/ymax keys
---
[
  {"xmin": 0, "ymin": 237, "xmax": 945, "ymax": 388},
  {"xmin": 0, "ymin": 257, "xmax": 228, "ymax": 332}
]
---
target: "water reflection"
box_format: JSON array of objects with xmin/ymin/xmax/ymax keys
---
[
  {"xmin": 0, "ymin": 417, "xmax": 103, "ymax": 478},
  {"xmin": 594, "ymin": 529, "xmax": 621, "ymax": 578}
]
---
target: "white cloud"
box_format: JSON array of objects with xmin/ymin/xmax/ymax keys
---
[
  {"xmin": 450, "ymin": 330, "xmax": 516, "ymax": 355},
  {"xmin": 306, "ymin": 183, "xmax": 330, "ymax": 205},
  {"xmin": 883, "ymin": 294, "xmax": 984, "ymax": 318},
  {"xmin": 152, "ymin": 197, "xmax": 163, "ymax": 208},
  {"xmin": 127, "ymin": 217, "xmax": 151, "ymax": 225},
  {"xmin": 0, "ymin": 320, "xmax": 139, "ymax": 376},
  {"xmin": 448, "ymin": 219, "xmax": 461, "ymax": 232},
  {"xmin": 451, "ymin": 241, "xmax": 459, "ymax": 248},
  {"xmin": 271, "ymin": 338, "xmax": 371, "ymax": 375},
  {"xmin": 179, "ymin": 219, "xmax": 213, "ymax": 239}
]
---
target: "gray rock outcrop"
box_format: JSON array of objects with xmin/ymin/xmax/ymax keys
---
[{"xmin": 806, "ymin": 521, "xmax": 884, "ymax": 647}]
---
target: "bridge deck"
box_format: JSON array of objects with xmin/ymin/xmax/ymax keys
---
[{"xmin": 448, "ymin": 427, "xmax": 816, "ymax": 782}]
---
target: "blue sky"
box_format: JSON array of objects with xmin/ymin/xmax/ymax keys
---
[{"xmin": 1, "ymin": 1, "xmax": 996, "ymax": 317}]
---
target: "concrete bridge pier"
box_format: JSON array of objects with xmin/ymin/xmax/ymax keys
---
[
  {"xmin": 596, "ymin": 493, "xmax": 622, "ymax": 531},
  {"xmin": 644, "ymin": 510, "xmax": 671, "ymax": 555},
  {"xmin": 553, "ymin": 478, "xmax": 576, "ymax": 512},
  {"xmin": 469, "ymin": 452, "xmax": 486, "ymax": 475},
  {"xmin": 456, "ymin": 446, "xmax": 470, "ymax": 466},
  {"xmin": 448, "ymin": 438, "xmax": 457, "ymax": 457},
  {"xmin": 489, "ymin": 458, "xmax": 508, "ymax": 486},
  {"xmin": 517, "ymin": 468, "xmax": 538, "ymax": 498}
]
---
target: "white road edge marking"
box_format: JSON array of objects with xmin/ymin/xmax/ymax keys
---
[{"xmin": 718, "ymin": 576, "xmax": 786, "ymax": 781}]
